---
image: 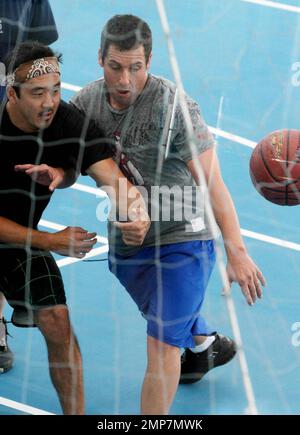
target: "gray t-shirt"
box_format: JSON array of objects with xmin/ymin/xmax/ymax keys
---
[{"xmin": 71, "ymin": 74, "xmax": 216, "ymax": 256}]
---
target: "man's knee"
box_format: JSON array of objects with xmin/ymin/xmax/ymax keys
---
[
  {"xmin": 146, "ymin": 336, "xmax": 180, "ymax": 378},
  {"xmin": 147, "ymin": 335, "xmax": 180, "ymax": 360},
  {"xmin": 35, "ymin": 305, "xmax": 72, "ymax": 344}
]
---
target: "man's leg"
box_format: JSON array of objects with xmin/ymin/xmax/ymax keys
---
[
  {"xmin": 0, "ymin": 292, "xmax": 14, "ymax": 373},
  {"xmin": 0, "ymin": 292, "xmax": 6, "ymax": 316},
  {"xmin": 34, "ymin": 305, "xmax": 84, "ymax": 415},
  {"xmin": 141, "ymin": 335, "xmax": 180, "ymax": 415}
]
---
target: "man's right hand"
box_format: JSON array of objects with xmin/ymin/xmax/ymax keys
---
[
  {"xmin": 113, "ymin": 206, "xmax": 150, "ymax": 246},
  {"xmin": 47, "ymin": 227, "xmax": 97, "ymax": 258}
]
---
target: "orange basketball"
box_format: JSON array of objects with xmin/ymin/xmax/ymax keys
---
[{"xmin": 249, "ymin": 129, "xmax": 300, "ymax": 206}]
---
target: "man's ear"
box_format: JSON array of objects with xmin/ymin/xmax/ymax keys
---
[
  {"xmin": 146, "ymin": 52, "xmax": 152, "ymax": 70},
  {"xmin": 6, "ymin": 86, "xmax": 19, "ymax": 103},
  {"xmin": 98, "ymin": 49, "xmax": 104, "ymax": 67}
]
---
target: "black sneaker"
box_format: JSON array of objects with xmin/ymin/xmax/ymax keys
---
[
  {"xmin": 0, "ymin": 318, "xmax": 14, "ymax": 374},
  {"xmin": 179, "ymin": 334, "xmax": 237, "ymax": 384}
]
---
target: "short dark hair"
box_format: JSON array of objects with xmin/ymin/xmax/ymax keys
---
[
  {"xmin": 100, "ymin": 15, "xmax": 152, "ymax": 62},
  {"xmin": 5, "ymin": 40, "xmax": 62, "ymax": 97}
]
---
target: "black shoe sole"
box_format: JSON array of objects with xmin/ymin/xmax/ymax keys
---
[
  {"xmin": 0, "ymin": 361, "xmax": 13, "ymax": 374},
  {"xmin": 0, "ymin": 352, "xmax": 14, "ymax": 374},
  {"xmin": 179, "ymin": 371, "xmax": 206, "ymax": 384},
  {"xmin": 179, "ymin": 345, "xmax": 237, "ymax": 385}
]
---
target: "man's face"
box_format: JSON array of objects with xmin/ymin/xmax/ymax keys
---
[
  {"xmin": 8, "ymin": 73, "xmax": 61, "ymax": 132},
  {"xmin": 99, "ymin": 44, "xmax": 151, "ymax": 110}
]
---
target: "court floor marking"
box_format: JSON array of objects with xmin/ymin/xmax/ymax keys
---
[
  {"xmin": 39, "ymin": 219, "xmax": 108, "ymax": 268},
  {"xmin": 40, "ymin": 219, "xmax": 108, "ymax": 245},
  {"xmin": 69, "ymin": 181, "xmax": 300, "ymax": 254},
  {"xmin": 71, "ymin": 182, "xmax": 107, "ymax": 197},
  {"xmin": 241, "ymin": 0, "xmax": 300, "ymax": 14},
  {"xmin": 241, "ymin": 228, "xmax": 300, "ymax": 251},
  {"xmin": 0, "ymin": 396, "xmax": 54, "ymax": 415},
  {"xmin": 61, "ymin": 81, "xmax": 82, "ymax": 92},
  {"xmin": 209, "ymin": 126, "xmax": 256, "ymax": 148},
  {"xmin": 56, "ymin": 244, "xmax": 108, "ymax": 267},
  {"xmin": 40, "ymin": 213, "xmax": 300, "ymax": 254}
]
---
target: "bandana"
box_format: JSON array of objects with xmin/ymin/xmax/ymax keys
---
[{"xmin": 6, "ymin": 57, "xmax": 60, "ymax": 87}]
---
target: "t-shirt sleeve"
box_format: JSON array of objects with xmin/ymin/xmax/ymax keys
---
[
  {"xmin": 28, "ymin": 0, "xmax": 58, "ymax": 44},
  {"xmin": 80, "ymin": 122, "xmax": 114, "ymax": 174},
  {"xmin": 70, "ymin": 91, "xmax": 85, "ymax": 114},
  {"xmin": 171, "ymin": 97, "xmax": 215, "ymax": 163},
  {"xmin": 70, "ymin": 86, "xmax": 96, "ymax": 120}
]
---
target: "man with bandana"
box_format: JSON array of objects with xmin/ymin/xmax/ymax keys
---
[
  {"xmin": 0, "ymin": 0, "xmax": 59, "ymax": 375},
  {"xmin": 0, "ymin": 40, "xmax": 149, "ymax": 414}
]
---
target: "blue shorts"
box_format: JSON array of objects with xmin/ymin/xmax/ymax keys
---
[{"xmin": 108, "ymin": 240, "xmax": 216, "ymax": 348}]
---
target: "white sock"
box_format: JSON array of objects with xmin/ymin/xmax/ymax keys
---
[
  {"xmin": 190, "ymin": 335, "xmax": 216, "ymax": 353},
  {"xmin": 0, "ymin": 318, "xmax": 6, "ymax": 348}
]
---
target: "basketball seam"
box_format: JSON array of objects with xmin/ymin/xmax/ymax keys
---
[
  {"xmin": 285, "ymin": 131, "xmax": 289, "ymax": 205},
  {"xmin": 259, "ymin": 133, "xmax": 300, "ymax": 186},
  {"xmin": 260, "ymin": 187, "xmax": 291, "ymax": 193},
  {"xmin": 259, "ymin": 144, "xmax": 282, "ymax": 184}
]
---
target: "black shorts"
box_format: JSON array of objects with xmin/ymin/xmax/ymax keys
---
[{"xmin": 0, "ymin": 248, "xmax": 66, "ymax": 327}]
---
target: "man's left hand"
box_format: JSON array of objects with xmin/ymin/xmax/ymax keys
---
[
  {"xmin": 15, "ymin": 164, "xmax": 64, "ymax": 191},
  {"xmin": 226, "ymin": 252, "xmax": 266, "ymax": 305}
]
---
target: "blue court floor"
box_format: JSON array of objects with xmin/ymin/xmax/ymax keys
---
[{"xmin": 1, "ymin": 0, "xmax": 300, "ymax": 415}]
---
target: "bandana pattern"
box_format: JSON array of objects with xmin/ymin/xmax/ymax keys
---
[
  {"xmin": 26, "ymin": 58, "xmax": 60, "ymax": 80},
  {"xmin": 5, "ymin": 58, "xmax": 60, "ymax": 86},
  {"xmin": 6, "ymin": 72, "xmax": 16, "ymax": 87}
]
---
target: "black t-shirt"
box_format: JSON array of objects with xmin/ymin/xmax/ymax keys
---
[{"xmin": 0, "ymin": 100, "xmax": 113, "ymax": 229}]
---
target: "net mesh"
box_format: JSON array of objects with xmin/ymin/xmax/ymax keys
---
[{"xmin": 0, "ymin": 0, "xmax": 300, "ymax": 416}]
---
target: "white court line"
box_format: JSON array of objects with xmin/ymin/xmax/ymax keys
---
[
  {"xmin": 209, "ymin": 126, "xmax": 256, "ymax": 149},
  {"xmin": 39, "ymin": 219, "xmax": 108, "ymax": 245},
  {"xmin": 241, "ymin": 0, "xmax": 300, "ymax": 14},
  {"xmin": 39, "ymin": 219, "xmax": 108, "ymax": 268},
  {"xmin": 41, "ymin": 218, "xmax": 300, "ymax": 258},
  {"xmin": 61, "ymin": 81, "xmax": 82, "ymax": 92},
  {"xmin": 0, "ymin": 396, "xmax": 54, "ymax": 415},
  {"xmin": 65, "ymin": 183, "xmax": 300, "ymax": 253},
  {"xmin": 56, "ymin": 244, "xmax": 108, "ymax": 267},
  {"xmin": 71, "ymin": 182, "xmax": 107, "ymax": 197},
  {"xmin": 241, "ymin": 229, "xmax": 300, "ymax": 251}
]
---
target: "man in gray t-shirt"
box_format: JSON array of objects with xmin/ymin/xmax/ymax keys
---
[
  {"xmin": 72, "ymin": 73, "xmax": 215, "ymax": 256},
  {"xmin": 71, "ymin": 15, "xmax": 265, "ymax": 415}
]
